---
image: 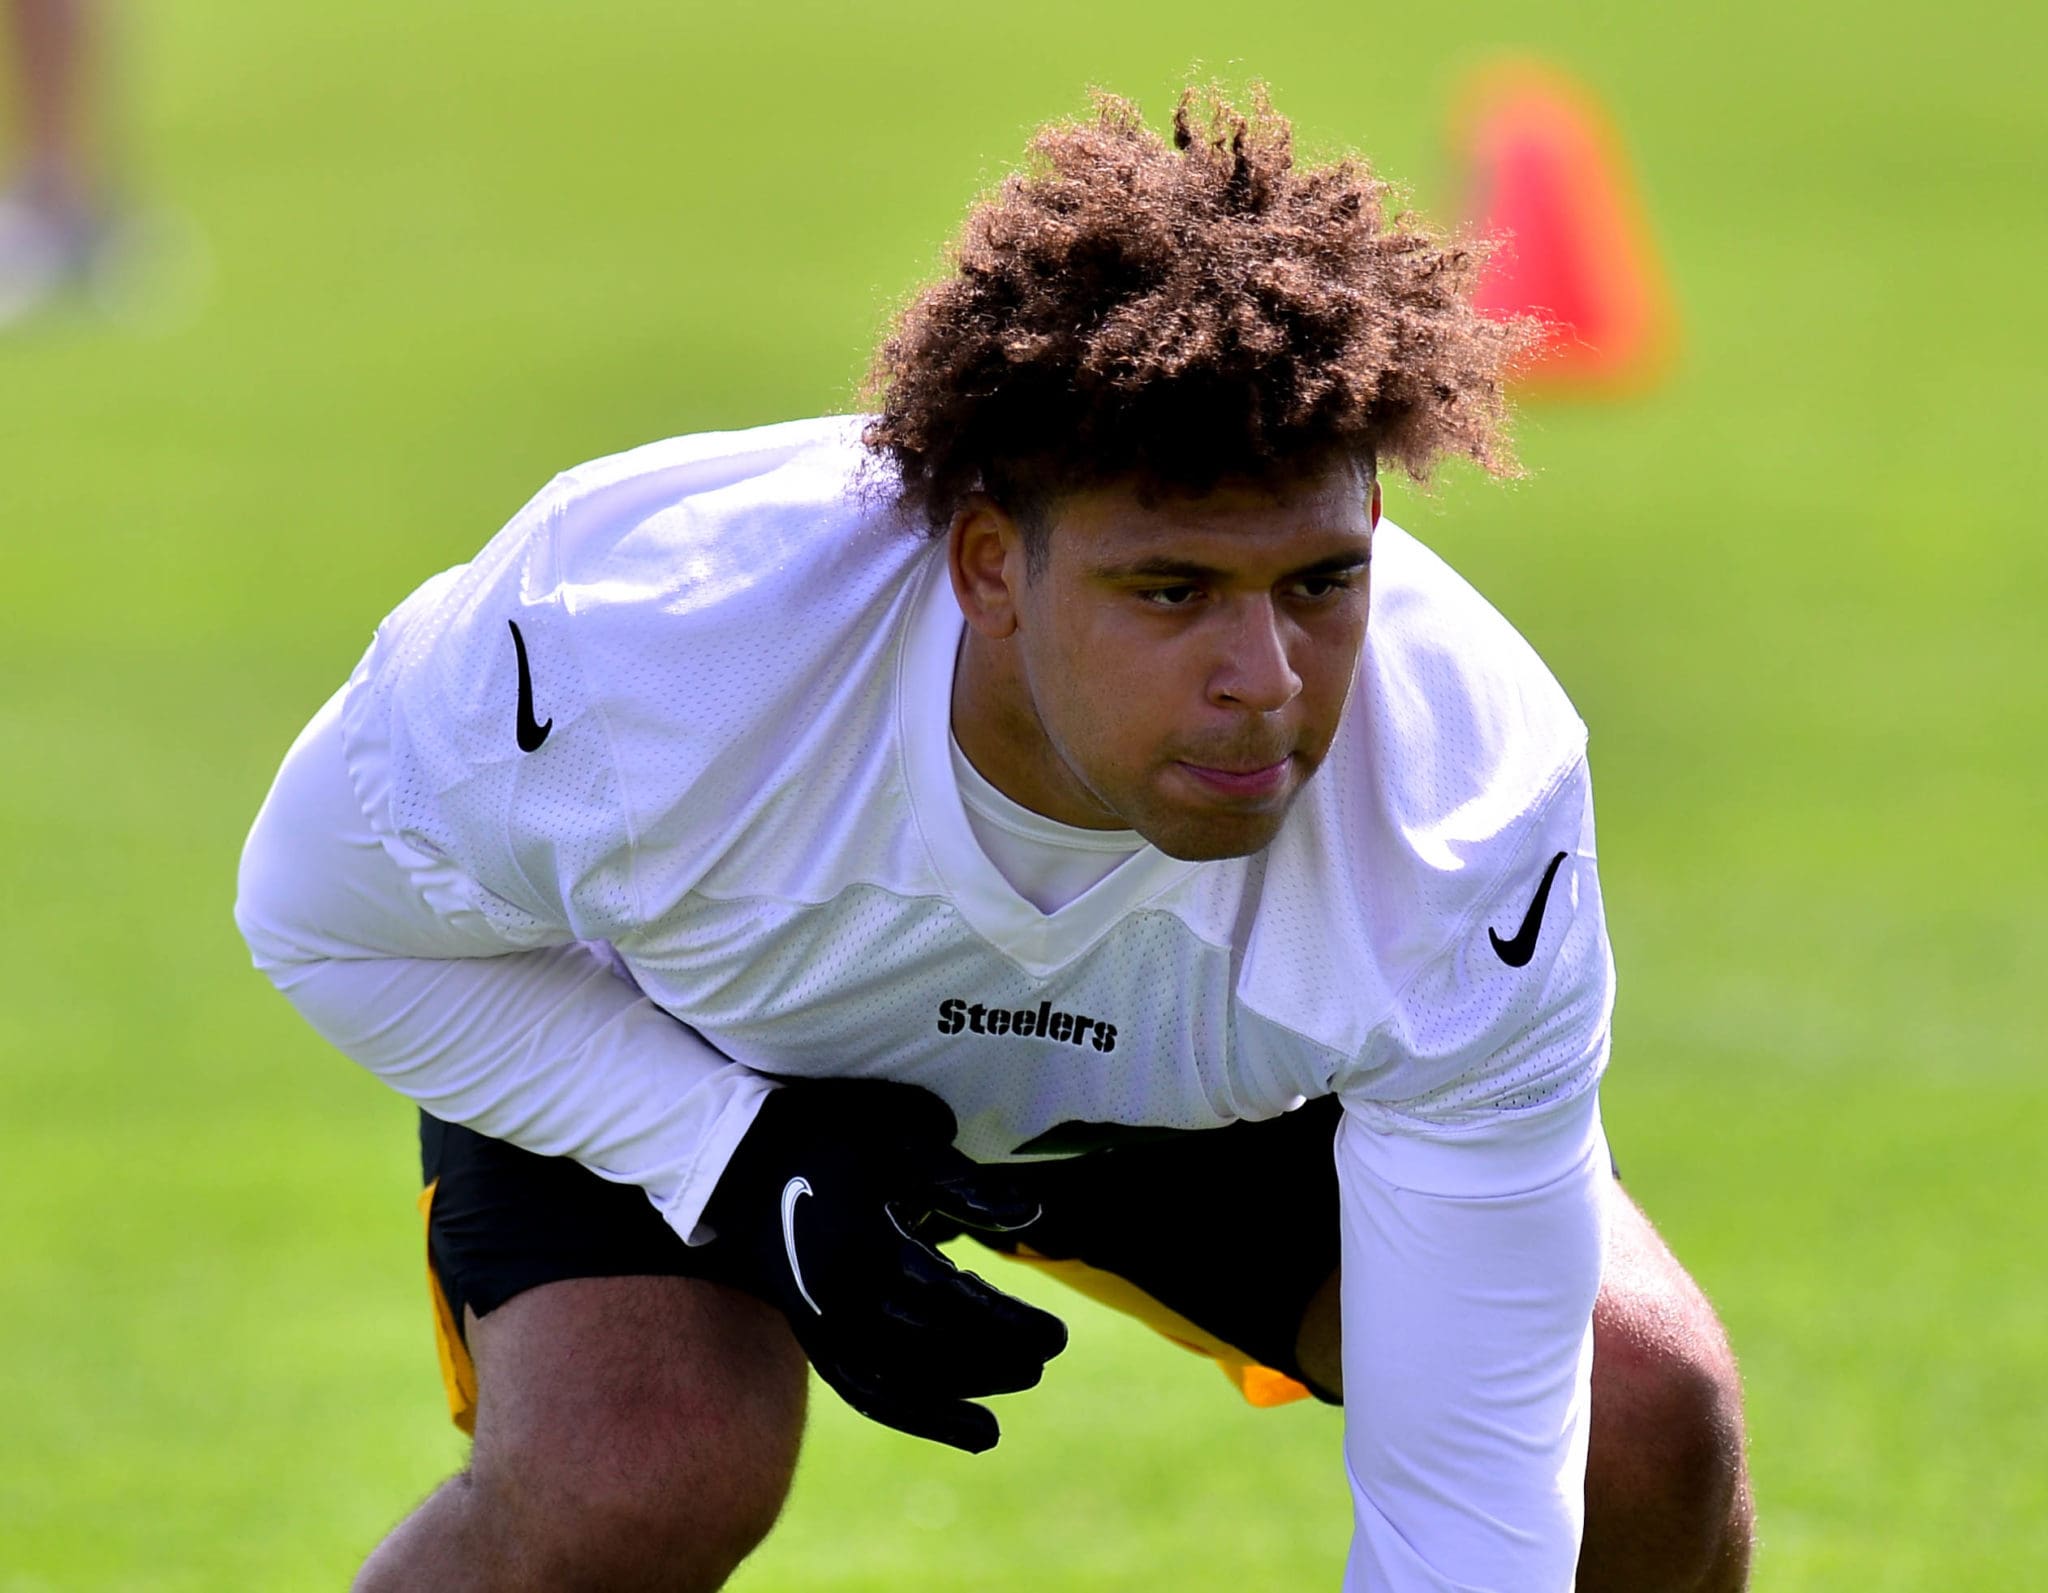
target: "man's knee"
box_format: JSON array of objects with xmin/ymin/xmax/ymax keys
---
[
  {"xmin": 1588, "ymin": 1291, "xmax": 1748, "ymax": 1544},
  {"xmin": 463, "ymin": 1275, "xmax": 808, "ymax": 1592},
  {"xmin": 459, "ymin": 1447, "xmax": 787, "ymax": 1593},
  {"xmin": 1582, "ymin": 1188, "xmax": 1753, "ymax": 1592}
]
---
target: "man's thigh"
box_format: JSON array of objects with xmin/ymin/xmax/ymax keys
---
[
  {"xmin": 419, "ymin": 1111, "xmax": 771, "ymax": 1428},
  {"xmin": 465, "ymin": 1274, "xmax": 807, "ymax": 1559},
  {"xmin": 415, "ymin": 1116, "xmax": 810, "ymax": 1585}
]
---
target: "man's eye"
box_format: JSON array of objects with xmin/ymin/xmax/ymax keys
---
[
  {"xmin": 1290, "ymin": 576, "xmax": 1353, "ymax": 600},
  {"xmin": 1139, "ymin": 586, "xmax": 1201, "ymax": 608}
]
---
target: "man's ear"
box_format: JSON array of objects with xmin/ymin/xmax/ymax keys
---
[
  {"xmin": 948, "ymin": 494, "xmax": 1026, "ymax": 640},
  {"xmin": 1369, "ymin": 477, "xmax": 1382, "ymax": 531}
]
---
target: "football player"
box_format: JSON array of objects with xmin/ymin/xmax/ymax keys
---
[{"xmin": 237, "ymin": 88, "xmax": 1752, "ymax": 1592}]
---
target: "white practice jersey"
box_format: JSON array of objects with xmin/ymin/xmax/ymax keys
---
[{"xmin": 238, "ymin": 414, "xmax": 1616, "ymax": 1592}]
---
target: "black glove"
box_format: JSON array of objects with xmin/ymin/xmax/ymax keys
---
[{"xmin": 701, "ymin": 1077, "xmax": 1069, "ymax": 1453}]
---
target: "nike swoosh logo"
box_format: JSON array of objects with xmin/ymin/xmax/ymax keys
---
[
  {"xmin": 1489, "ymin": 851, "xmax": 1570, "ymax": 968},
  {"xmin": 508, "ymin": 620, "xmax": 552, "ymax": 752},
  {"xmin": 780, "ymin": 1176, "xmax": 822, "ymax": 1316}
]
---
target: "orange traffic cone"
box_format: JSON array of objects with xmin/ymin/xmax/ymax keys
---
[{"xmin": 1452, "ymin": 61, "xmax": 1678, "ymax": 395}]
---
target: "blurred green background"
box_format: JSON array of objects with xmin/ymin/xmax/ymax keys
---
[{"xmin": 2, "ymin": 0, "xmax": 2043, "ymax": 1587}]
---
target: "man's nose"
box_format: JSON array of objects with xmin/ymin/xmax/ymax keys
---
[{"xmin": 1208, "ymin": 598, "xmax": 1302, "ymax": 713}]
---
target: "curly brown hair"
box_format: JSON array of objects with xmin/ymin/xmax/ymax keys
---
[{"xmin": 862, "ymin": 85, "xmax": 1533, "ymax": 543}]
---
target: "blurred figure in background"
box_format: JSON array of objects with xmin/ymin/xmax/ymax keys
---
[{"xmin": 1, "ymin": 0, "xmax": 107, "ymax": 325}]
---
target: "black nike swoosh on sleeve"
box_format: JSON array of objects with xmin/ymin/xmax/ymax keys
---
[
  {"xmin": 509, "ymin": 619, "xmax": 553, "ymax": 752},
  {"xmin": 1488, "ymin": 851, "xmax": 1570, "ymax": 968}
]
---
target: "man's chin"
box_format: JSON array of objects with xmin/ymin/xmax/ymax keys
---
[{"xmin": 1138, "ymin": 807, "xmax": 1291, "ymax": 863}]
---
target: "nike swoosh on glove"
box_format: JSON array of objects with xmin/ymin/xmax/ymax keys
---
[{"xmin": 700, "ymin": 1077, "xmax": 1069, "ymax": 1453}]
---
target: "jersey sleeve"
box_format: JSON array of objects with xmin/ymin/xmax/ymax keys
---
[
  {"xmin": 1339, "ymin": 753, "xmax": 1614, "ymax": 1169},
  {"xmin": 235, "ymin": 688, "xmax": 773, "ymax": 1244}
]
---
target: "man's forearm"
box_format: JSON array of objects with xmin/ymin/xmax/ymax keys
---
[{"xmin": 1337, "ymin": 1100, "xmax": 1608, "ymax": 1591}]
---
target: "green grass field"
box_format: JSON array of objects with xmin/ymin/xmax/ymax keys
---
[{"xmin": 2, "ymin": 1, "xmax": 2043, "ymax": 1586}]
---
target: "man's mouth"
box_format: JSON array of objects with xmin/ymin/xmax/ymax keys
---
[{"xmin": 1174, "ymin": 756, "xmax": 1293, "ymax": 799}]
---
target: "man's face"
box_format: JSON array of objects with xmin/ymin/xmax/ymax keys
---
[{"xmin": 949, "ymin": 463, "xmax": 1379, "ymax": 862}]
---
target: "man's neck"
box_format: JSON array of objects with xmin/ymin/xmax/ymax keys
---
[{"xmin": 949, "ymin": 630, "xmax": 1127, "ymax": 831}]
